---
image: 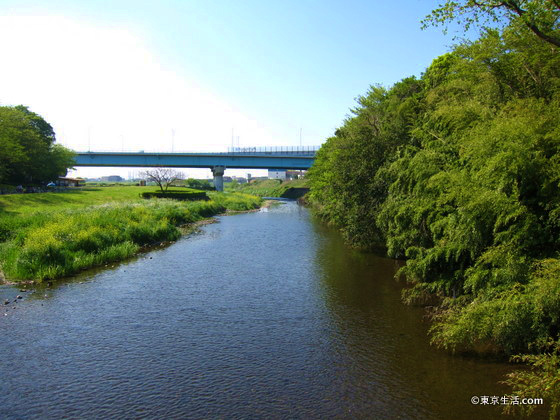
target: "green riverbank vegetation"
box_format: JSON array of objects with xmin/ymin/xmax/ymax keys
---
[
  {"xmin": 0, "ymin": 188, "xmax": 261, "ymax": 282},
  {"xmin": 307, "ymin": 3, "xmax": 560, "ymax": 417},
  {"xmin": 0, "ymin": 186, "xmax": 199, "ymax": 214},
  {"xmin": 227, "ymin": 178, "xmax": 309, "ymax": 198}
]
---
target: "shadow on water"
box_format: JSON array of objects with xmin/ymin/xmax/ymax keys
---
[{"xmin": 310, "ymin": 216, "xmax": 541, "ymax": 420}]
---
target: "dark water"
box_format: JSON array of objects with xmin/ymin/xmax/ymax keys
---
[{"xmin": 0, "ymin": 202, "xmax": 540, "ymax": 419}]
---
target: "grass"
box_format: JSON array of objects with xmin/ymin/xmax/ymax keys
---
[
  {"xmin": 0, "ymin": 187, "xmax": 262, "ymax": 282},
  {"xmin": 0, "ymin": 186, "xmax": 202, "ymax": 215},
  {"xmin": 226, "ymin": 178, "xmax": 309, "ymax": 197}
]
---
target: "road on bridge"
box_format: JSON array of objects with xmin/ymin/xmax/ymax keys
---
[{"xmin": 74, "ymin": 150, "xmax": 317, "ymax": 191}]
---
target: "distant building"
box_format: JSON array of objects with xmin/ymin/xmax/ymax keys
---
[
  {"xmin": 57, "ymin": 177, "xmax": 85, "ymax": 187},
  {"xmin": 100, "ymin": 175, "xmax": 124, "ymax": 182},
  {"xmin": 268, "ymin": 169, "xmax": 286, "ymax": 180}
]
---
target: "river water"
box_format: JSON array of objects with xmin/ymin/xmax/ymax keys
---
[{"xmin": 0, "ymin": 201, "xmax": 533, "ymax": 419}]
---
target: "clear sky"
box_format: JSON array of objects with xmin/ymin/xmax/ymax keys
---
[{"xmin": 0, "ymin": 0, "xmax": 467, "ymax": 178}]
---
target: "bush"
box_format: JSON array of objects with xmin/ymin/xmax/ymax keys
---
[
  {"xmin": 504, "ymin": 339, "xmax": 560, "ymax": 420},
  {"xmin": 140, "ymin": 190, "xmax": 208, "ymax": 201},
  {"xmin": 0, "ymin": 184, "xmax": 16, "ymax": 194},
  {"xmin": 209, "ymin": 192, "xmax": 262, "ymax": 211},
  {"xmin": 429, "ymin": 259, "xmax": 560, "ymax": 356},
  {"xmin": 183, "ymin": 178, "xmax": 215, "ymax": 190}
]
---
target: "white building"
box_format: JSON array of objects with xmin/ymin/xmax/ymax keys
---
[{"xmin": 268, "ymin": 169, "xmax": 286, "ymax": 180}]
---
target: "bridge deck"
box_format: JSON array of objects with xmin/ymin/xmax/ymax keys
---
[{"xmin": 74, "ymin": 151, "xmax": 316, "ymax": 170}]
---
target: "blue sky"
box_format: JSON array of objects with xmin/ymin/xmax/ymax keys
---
[{"xmin": 0, "ymin": 1, "xmax": 469, "ymax": 177}]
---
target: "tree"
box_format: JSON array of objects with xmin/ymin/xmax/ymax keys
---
[
  {"xmin": 14, "ymin": 105, "xmax": 56, "ymax": 145},
  {"xmin": 183, "ymin": 178, "xmax": 215, "ymax": 191},
  {"xmin": 423, "ymin": 1, "xmax": 560, "ymax": 48},
  {"xmin": 45, "ymin": 144, "xmax": 77, "ymax": 181},
  {"xmin": 0, "ymin": 105, "xmax": 75, "ymax": 185},
  {"xmin": 142, "ymin": 168, "xmax": 184, "ymax": 192}
]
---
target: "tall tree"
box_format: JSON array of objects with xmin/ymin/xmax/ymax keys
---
[
  {"xmin": 0, "ymin": 105, "xmax": 75, "ymax": 185},
  {"xmin": 423, "ymin": 1, "xmax": 560, "ymax": 47}
]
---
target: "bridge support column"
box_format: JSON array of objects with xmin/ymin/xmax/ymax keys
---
[{"xmin": 212, "ymin": 166, "xmax": 225, "ymax": 192}]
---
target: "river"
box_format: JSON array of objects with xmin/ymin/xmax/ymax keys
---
[{"xmin": 0, "ymin": 201, "xmax": 532, "ymax": 419}]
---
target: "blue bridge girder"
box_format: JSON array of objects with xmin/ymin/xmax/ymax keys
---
[{"xmin": 74, "ymin": 151, "xmax": 315, "ymax": 170}]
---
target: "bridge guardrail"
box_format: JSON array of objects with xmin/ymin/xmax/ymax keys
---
[
  {"xmin": 226, "ymin": 146, "xmax": 319, "ymax": 155},
  {"xmin": 77, "ymin": 146, "xmax": 320, "ymax": 156}
]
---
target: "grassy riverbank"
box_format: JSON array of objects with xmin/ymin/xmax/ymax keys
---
[
  {"xmin": 227, "ymin": 178, "xmax": 309, "ymax": 198},
  {"xmin": 0, "ymin": 187, "xmax": 261, "ymax": 282},
  {"xmin": 0, "ymin": 186, "xmax": 206, "ymax": 215}
]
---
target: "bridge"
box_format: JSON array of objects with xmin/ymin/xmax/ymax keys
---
[{"xmin": 74, "ymin": 147, "xmax": 318, "ymax": 191}]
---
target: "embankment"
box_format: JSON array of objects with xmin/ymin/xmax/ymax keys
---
[
  {"xmin": 0, "ymin": 192, "xmax": 261, "ymax": 282},
  {"xmin": 227, "ymin": 178, "xmax": 309, "ymax": 198}
]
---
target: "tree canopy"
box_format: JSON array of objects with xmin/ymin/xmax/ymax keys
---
[
  {"xmin": 0, "ymin": 105, "xmax": 75, "ymax": 186},
  {"xmin": 142, "ymin": 168, "xmax": 184, "ymax": 192},
  {"xmin": 423, "ymin": 0, "xmax": 560, "ymax": 47}
]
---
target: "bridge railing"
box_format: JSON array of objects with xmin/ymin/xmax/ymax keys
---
[
  {"xmin": 77, "ymin": 146, "xmax": 320, "ymax": 156},
  {"xmin": 226, "ymin": 146, "xmax": 320, "ymax": 155}
]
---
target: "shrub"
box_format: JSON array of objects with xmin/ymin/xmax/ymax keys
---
[{"xmin": 140, "ymin": 190, "xmax": 208, "ymax": 201}]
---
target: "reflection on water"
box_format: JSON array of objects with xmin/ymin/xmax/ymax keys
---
[{"xmin": 0, "ymin": 201, "xmax": 534, "ymax": 419}]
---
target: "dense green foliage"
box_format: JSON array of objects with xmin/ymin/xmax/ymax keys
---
[
  {"xmin": 0, "ymin": 105, "xmax": 75, "ymax": 185},
  {"xmin": 504, "ymin": 336, "xmax": 560, "ymax": 418},
  {"xmin": 184, "ymin": 178, "xmax": 215, "ymax": 190},
  {"xmin": 307, "ymin": 21, "xmax": 560, "ymax": 416},
  {"xmin": 0, "ymin": 189, "xmax": 261, "ymax": 281}
]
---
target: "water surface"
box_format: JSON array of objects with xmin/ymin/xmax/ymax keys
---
[{"xmin": 0, "ymin": 202, "xmax": 533, "ymax": 419}]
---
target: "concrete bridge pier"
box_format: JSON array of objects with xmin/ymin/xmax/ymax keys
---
[{"xmin": 212, "ymin": 166, "xmax": 225, "ymax": 192}]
